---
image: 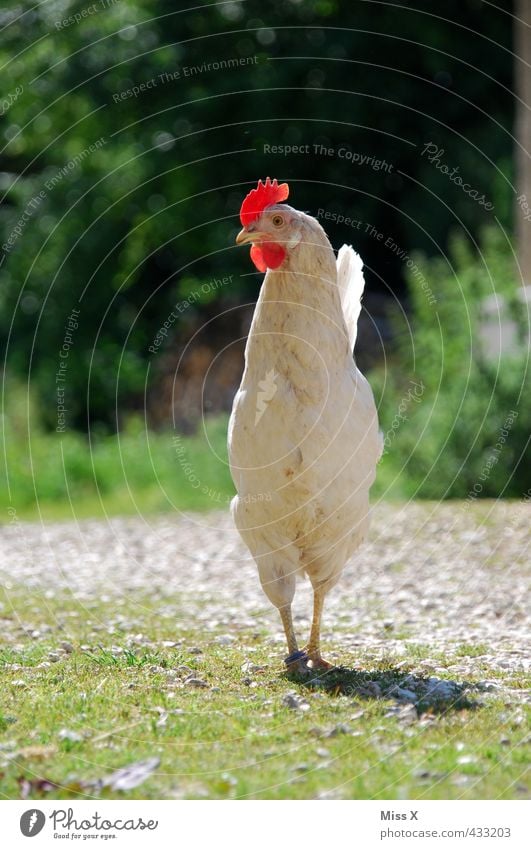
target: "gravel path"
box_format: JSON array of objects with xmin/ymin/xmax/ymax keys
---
[{"xmin": 1, "ymin": 501, "xmax": 529, "ymax": 704}]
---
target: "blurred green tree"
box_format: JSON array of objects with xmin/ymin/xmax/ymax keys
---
[{"xmin": 0, "ymin": 0, "xmax": 515, "ymax": 428}]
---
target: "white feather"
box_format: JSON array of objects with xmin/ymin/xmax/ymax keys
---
[{"xmin": 336, "ymin": 244, "xmax": 365, "ymax": 352}]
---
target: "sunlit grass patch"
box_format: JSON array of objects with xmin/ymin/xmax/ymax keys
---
[{"xmin": 0, "ymin": 586, "xmax": 528, "ymax": 801}]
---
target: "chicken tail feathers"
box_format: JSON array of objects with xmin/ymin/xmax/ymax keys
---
[{"xmin": 336, "ymin": 244, "xmax": 365, "ymax": 352}]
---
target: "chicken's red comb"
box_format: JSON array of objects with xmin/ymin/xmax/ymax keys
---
[{"xmin": 239, "ymin": 177, "xmax": 289, "ymax": 227}]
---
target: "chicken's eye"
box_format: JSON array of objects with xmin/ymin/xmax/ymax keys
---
[{"xmin": 271, "ymin": 214, "xmax": 284, "ymax": 227}]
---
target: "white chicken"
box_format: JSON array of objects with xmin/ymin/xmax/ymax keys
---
[{"xmin": 228, "ymin": 178, "xmax": 381, "ymax": 674}]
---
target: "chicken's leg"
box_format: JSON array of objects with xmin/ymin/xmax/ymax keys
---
[
  {"xmin": 279, "ymin": 604, "xmax": 308, "ymax": 674},
  {"xmin": 304, "ymin": 584, "xmax": 333, "ymax": 670}
]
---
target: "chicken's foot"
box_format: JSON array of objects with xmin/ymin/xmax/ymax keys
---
[
  {"xmin": 280, "ymin": 605, "xmax": 309, "ymax": 674},
  {"xmin": 304, "ymin": 584, "xmax": 333, "ymax": 670}
]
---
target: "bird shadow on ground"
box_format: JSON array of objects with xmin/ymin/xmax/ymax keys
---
[{"xmin": 286, "ymin": 665, "xmax": 482, "ymax": 715}]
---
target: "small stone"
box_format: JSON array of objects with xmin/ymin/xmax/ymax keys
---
[
  {"xmin": 282, "ymin": 693, "xmax": 309, "ymax": 711},
  {"xmin": 325, "ymin": 723, "xmax": 352, "ymax": 737},
  {"xmin": 217, "ymin": 635, "xmax": 235, "ymax": 646},
  {"xmin": 241, "ymin": 660, "xmax": 260, "ymax": 674},
  {"xmin": 58, "ymin": 728, "xmax": 83, "ymax": 742},
  {"xmin": 457, "ymin": 755, "xmax": 477, "ymax": 765},
  {"xmin": 414, "ymin": 770, "xmax": 432, "ymax": 779},
  {"xmin": 350, "ymin": 710, "xmax": 365, "ymax": 720},
  {"xmin": 389, "ymin": 686, "xmax": 417, "ymax": 702},
  {"xmin": 309, "ymin": 727, "xmax": 325, "ymax": 737},
  {"xmin": 396, "ymin": 704, "xmax": 418, "ymax": 723},
  {"xmin": 185, "ymin": 677, "xmax": 209, "ymax": 688}
]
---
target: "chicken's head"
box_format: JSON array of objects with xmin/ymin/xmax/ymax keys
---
[{"xmin": 235, "ymin": 178, "xmax": 303, "ymax": 272}]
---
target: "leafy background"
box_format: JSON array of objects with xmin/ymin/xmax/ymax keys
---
[{"xmin": 0, "ymin": 0, "xmax": 529, "ymax": 517}]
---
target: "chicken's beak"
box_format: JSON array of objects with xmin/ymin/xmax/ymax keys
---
[{"xmin": 235, "ymin": 227, "xmax": 255, "ymax": 245}]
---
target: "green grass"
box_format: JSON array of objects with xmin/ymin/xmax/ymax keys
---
[
  {"xmin": 0, "ymin": 405, "xmax": 420, "ymax": 524},
  {"xmin": 0, "ymin": 587, "xmax": 528, "ymax": 801},
  {"xmin": 1, "ymin": 413, "xmax": 236, "ymax": 522}
]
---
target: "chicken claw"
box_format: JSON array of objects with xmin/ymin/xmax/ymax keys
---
[
  {"xmin": 284, "ymin": 649, "xmax": 309, "ymax": 676},
  {"xmin": 307, "ymin": 656, "xmax": 333, "ymax": 671}
]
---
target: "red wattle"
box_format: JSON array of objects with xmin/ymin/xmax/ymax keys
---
[
  {"xmin": 250, "ymin": 241, "xmax": 286, "ymax": 272},
  {"xmin": 250, "ymin": 244, "xmax": 268, "ymax": 272}
]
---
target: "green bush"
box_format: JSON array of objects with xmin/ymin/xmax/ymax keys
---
[
  {"xmin": 372, "ymin": 228, "xmax": 530, "ymax": 500},
  {"xmin": 0, "ymin": 1, "xmax": 514, "ymax": 429},
  {"xmin": 0, "ymin": 380, "xmax": 234, "ymax": 520}
]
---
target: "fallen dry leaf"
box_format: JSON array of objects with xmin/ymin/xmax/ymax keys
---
[
  {"xmin": 17, "ymin": 776, "xmax": 61, "ymax": 798},
  {"xmin": 97, "ymin": 757, "xmax": 160, "ymax": 791},
  {"xmin": 12, "ymin": 745, "xmax": 57, "ymax": 761}
]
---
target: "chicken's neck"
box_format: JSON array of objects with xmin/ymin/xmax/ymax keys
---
[{"xmin": 245, "ymin": 244, "xmax": 351, "ymax": 375}]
